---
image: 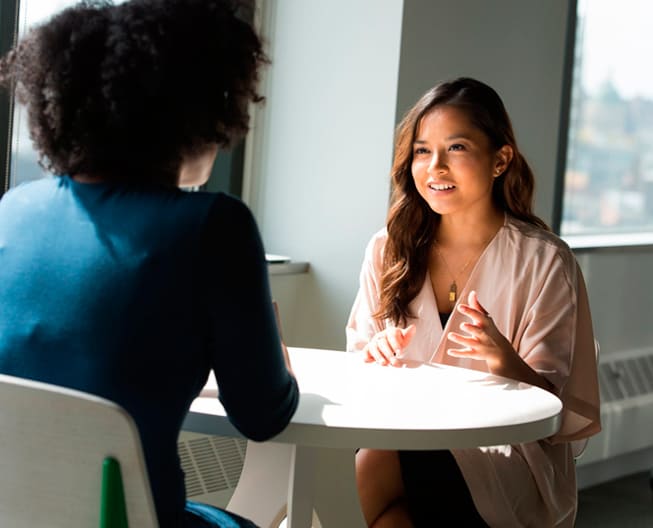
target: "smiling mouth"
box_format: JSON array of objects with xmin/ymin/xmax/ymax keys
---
[{"xmin": 428, "ymin": 183, "xmax": 455, "ymax": 191}]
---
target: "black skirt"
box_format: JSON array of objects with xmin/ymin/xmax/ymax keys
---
[{"xmin": 398, "ymin": 450, "xmax": 489, "ymax": 527}]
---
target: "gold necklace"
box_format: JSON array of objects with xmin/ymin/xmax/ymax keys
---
[{"xmin": 433, "ymin": 243, "xmax": 477, "ymax": 305}]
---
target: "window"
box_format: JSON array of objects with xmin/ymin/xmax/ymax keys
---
[
  {"xmin": 1, "ymin": 0, "xmax": 245, "ymax": 197},
  {"xmin": 8, "ymin": 1, "xmax": 110, "ymax": 191},
  {"xmin": 0, "ymin": 0, "xmax": 19, "ymax": 195},
  {"xmin": 560, "ymin": 0, "xmax": 653, "ymax": 247}
]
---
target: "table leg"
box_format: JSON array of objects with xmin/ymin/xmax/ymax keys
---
[
  {"xmin": 227, "ymin": 442, "xmax": 366, "ymax": 528},
  {"xmin": 227, "ymin": 441, "xmax": 291, "ymax": 528},
  {"xmin": 286, "ymin": 445, "xmax": 316, "ymax": 528}
]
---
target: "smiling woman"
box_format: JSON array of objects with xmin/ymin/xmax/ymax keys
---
[
  {"xmin": 410, "ymin": 106, "xmax": 511, "ymax": 227},
  {"xmin": 346, "ymin": 77, "xmax": 601, "ymax": 527},
  {"xmin": 370, "ymin": 78, "xmax": 548, "ymax": 329},
  {"xmin": 410, "ymin": 105, "xmax": 512, "ymax": 310}
]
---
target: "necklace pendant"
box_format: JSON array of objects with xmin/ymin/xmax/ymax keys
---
[{"xmin": 448, "ymin": 281, "xmax": 457, "ymax": 303}]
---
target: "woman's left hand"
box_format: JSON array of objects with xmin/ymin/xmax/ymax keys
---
[{"xmin": 446, "ymin": 290, "xmax": 514, "ymax": 370}]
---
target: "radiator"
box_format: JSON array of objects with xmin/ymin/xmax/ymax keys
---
[
  {"xmin": 177, "ymin": 432, "xmax": 295, "ymax": 528},
  {"xmin": 576, "ymin": 346, "xmax": 653, "ymax": 488},
  {"xmin": 178, "ymin": 430, "xmax": 246, "ymax": 508}
]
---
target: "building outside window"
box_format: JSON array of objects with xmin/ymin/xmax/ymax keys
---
[{"xmin": 561, "ymin": 0, "xmax": 653, "ymax": 244}]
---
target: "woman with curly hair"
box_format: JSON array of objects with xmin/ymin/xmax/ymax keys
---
[
  {"xmin": 347, "ymin": 78, "xmax": 600, "ymax": 527},
  {"xmin": 0, "ymin": 1, "xmax": 298, "ymax": 527}
]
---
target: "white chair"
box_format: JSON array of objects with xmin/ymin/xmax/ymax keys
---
[
  {"xmin": 0, "ymin": 373, "xmax": 158, "ymax": 528},
  {"xmin": 573, "ymin": 340, "xmax": 601, "ymax": 461}
]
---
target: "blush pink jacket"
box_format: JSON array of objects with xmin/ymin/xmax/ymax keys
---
[{"xmin": 346, "ymin": 215, "xmax": 601, "ymax": 527}]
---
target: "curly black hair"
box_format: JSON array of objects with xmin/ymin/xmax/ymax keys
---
[{"xmin": 0, "ymin": 0, "xmax": 267, "ymax": 185}]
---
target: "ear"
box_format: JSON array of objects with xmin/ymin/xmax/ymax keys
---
[{"xmin": 493, "ymin": 145, "xmax": 514, "ymax": 177}]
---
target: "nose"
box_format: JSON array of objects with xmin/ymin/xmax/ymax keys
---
[{"xmin": 426, "ymin": 151, "xmax": 446, "ymax": 174}]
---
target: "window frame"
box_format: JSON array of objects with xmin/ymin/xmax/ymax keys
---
[
  {"xmin": 555, "ymin": 0, "xmax": 653, "ymax": 251},
  {"xmin": 0, "ymin": 0, "xmax": 20, "ymax": 197}
]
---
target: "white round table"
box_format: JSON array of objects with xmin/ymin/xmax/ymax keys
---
[{"xmin": 184, "ymin": 347, "xmax": 562, "ymax": 528}]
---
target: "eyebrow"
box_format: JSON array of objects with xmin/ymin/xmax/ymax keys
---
[{"xmin": 413, "ymin": 134, "xmax": 474, "ymax": 144}]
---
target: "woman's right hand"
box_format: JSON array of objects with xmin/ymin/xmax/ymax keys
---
[{"xmin": 363, "ymin": 325, "xmax": 416, "ymax": 367}]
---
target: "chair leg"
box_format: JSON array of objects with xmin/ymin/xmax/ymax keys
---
[
  {"xmin": 227, "ymin": 441, "xmax": 291, "ymax": 528},
  {"xmin": 100, "ymin": 457, "xmax": 129, "ymax": 528}
]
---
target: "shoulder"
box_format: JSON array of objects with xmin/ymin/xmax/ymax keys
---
[
  {"xmin": 210, "ymin": 191, "xmax": 253, "ymax": 216},
  {"xmin": 0, "ymin": 177, "xmax": 58, "ymax": 203},
  {"xmin": 364, "ymin": 227, "xmax": 388, "ymax": 257},
  {"xmin": 505, "ymin": 217, "xmax": 577, "ymax": 285},
  {"xmin": 503, "ymin": 216, "xmax": 576, "ymax": 271},
  {"xmin": 362, "ymin": 227, "xmax": 388, "ymax": 268},
  {"xmin": 154, "ymin": 189, "xmax": 254, "ymax": 232},
  {"xmin": 199, "ymin": 192, "xmax": 264, "ymax": 263},
  {"xmin": 0, "ymin": 178, "xmax": 77, "ymax": 225},
  {"xmin": 202, "ymin": 192, "xmax": 258, "ymax": 233}
]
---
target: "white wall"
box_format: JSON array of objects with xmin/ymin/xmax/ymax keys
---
[
  {"xmin": 577, "ymin": 250, "xmax": 653, "ymax": 356},
  {"xmin": 247, "ymin": 0, "xmax": 404, "ymax": 348}
]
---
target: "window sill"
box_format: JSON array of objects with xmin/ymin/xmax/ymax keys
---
[
  {"xmin": 267, "ymin": 261, "xmax": 309, "ymax": 275},
  {"xmin": 562, "ymin": 232, "xmax": 653, "ymax": 252}
]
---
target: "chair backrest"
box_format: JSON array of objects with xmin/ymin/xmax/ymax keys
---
[
  {"xmin": 0, "ymin": 374, "xmax": 158, "ymax": 528},
  {"xmin": 572, "ymin": 340, "xmax": 601, "ymax": 460}
]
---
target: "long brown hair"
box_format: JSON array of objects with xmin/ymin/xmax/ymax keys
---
[{"xmin": 377, "ymin": 77, "xmax": 549, "ymax": 325}]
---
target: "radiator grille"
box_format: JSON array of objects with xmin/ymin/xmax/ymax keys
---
[
  {"xmin": 178, "ymin": 435, "xmax": 246, "ymax": 496},
  {"xmin": 599, "ymin": 348, "xmax": 653, "ymax": 403}
]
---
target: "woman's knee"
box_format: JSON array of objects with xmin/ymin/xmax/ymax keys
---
[{"xmin": 356, "ymin": 449, "xmax": 405, "ymax": 526}]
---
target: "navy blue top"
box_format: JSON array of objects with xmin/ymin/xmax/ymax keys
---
[{"xmin": 0, "ymin": 176, "xmax": 299, "ymax": 527}]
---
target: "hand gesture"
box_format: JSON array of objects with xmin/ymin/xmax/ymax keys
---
[
  {"xmin": 446, "ymin": 291, "xmax": 515, "ymax": 370},
  {"xmin": 363, "ymin": 325, "xmax": 416, "ymax": 367}
]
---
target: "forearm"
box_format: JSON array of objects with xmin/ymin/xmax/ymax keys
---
[
  {"xmin": 486, "ymin": 350, "xmax": 554, "ymax": 393},
  {"xmin": 450, "ymin": 296, "xmax": 556, "ymax": 393}
]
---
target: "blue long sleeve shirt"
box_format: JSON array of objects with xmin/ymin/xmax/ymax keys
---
[{"xmin": 0, "ymin": 176, "xmax": 299, "ymax": 527}]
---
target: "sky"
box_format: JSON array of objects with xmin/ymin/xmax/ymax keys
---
[
  {"xmin": 19, "ymin": 0, "xmax": 127, "ymax": 34},
  {"xmin": 19, "ymin": 0, "xmax": 86, "ymax": 33},
  {"xmin": 579, "ymin": 0, "xmax": 653, "ymax": 99}
]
